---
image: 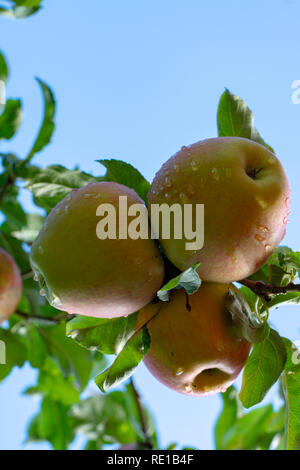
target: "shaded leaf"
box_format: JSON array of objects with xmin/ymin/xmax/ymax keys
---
[{"xmin": 225, "ymin": 288, "xmax": 269, "ymax": 344}]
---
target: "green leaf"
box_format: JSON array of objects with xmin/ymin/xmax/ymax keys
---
[
  {"xmin": 125, "ymin": 381, "xmax": 157, "ymax": 445},
  {"xmin": 0, "ymin": 232, "xmax": 31, "ymax": 273},
  {"xmin": 24, "ymin": 357, "xmax": 80, "ymax": 406},
  {"xmin": 0, "ymin": 99, "xmax": 22, "ymax": 140},
  {"xmin": 217, "ymin": 88, "xmax": 273, "ymax": 152},
  {"xmin": 66, "ymin": 312, "xmax": 137, "ymax": 355},
  {"xmin": 239, "ymin": 329, "xmax": 287, "ymax": 408},
  {"xmin": 26, "ymin": 164, "xmax": 100, "ymax": 212},
  {"xmin": 95, "ymin": 328, "xmax": 150, "ymax": 392},
  {"xmin": 157, "ymin": 263, "xmax": 201, "ymax": 301},
  {"xmin": 0, "ymin": 50, "xmax": 9, "ymax": 82},
  {"xmin": 222, "ymin": 404, "xmax": 274, "ymax": 449},
  {"xmin": 98, "ymin": 159, "xmax": 150, "ymax": 203},
  {"xmin": 27, "ymin": 396, "xmax": 74, "ymax": 450},
  {"xmin": 71, "ymin": 393, "xmax": 139, "ymax": 446},
  {"xmin": 225, "ymin": 288, "xmax": 269, "ymax": 344},
  {"xmin": 11, "ymin": 212, "xmax": 44, "ymax": 243},
  {"xmin": 0, "ymin": 1, "xmax": 43, "ymax": 19},
  {"xmin": 13, "ymin": 0, "xmax": 43, "ymax": 6},
  {"xmin": 281, "ymin": 338, "xmax": 300, "ymax": 450},
  {"xmin": 25, "ymin": 79, "xmax": 55, "ymax": 162},
  {"xmin": 250, "ymin": 246, "xmax": 300, "ymax": 285},
  {"xmin": 24, "ymin": 323, "xmax": 48, "ymax": 368},
  {"xmin": 214, "ymin": 386, "xmax": 239, "ymax": 450},
  {"xmin": 0, "ymin": 328, "xmax": 27, "ymax": 382},
  {"xmin": 0, "ymin": 180, "xmax": 27, "ymax": 231},
  {"xmin": 266, "ymin": 291, "xmax": 300, "ymax": 311},
  {"xmin": 38, "ymin": 323, "xmax": 94, "ymax": 390}
]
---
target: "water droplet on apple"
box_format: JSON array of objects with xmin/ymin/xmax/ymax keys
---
[
  {"xmin": 267, "ymin": 156, "xmax": 276, "ymax": 165},
  {"xmin": 33, "ymin": 273, "xmax": 38, "ymax": 282},
  {"xmin": 187, "ymin": 184, "xmax": 195, "ymax": 195},
  {"xmin": 256, "ymin": 224, "xmax": 269, "ymax": 233},
  {"xmin": 165, "ymin": 177, "xmax": 172, "ymax": 188},
  {"xmin": 184, "ymin": 383, "xmax": 192, "ymax": 393},
  {"xmin": 255, "ymin": 234, "xmax": 265, "ymax": 242},
  {"xmin": 285, "ymin": 197, "xmax": 290, "ymax": 207},
  {"xmin": 283, "ymin": 216, "xmax": 289, "ymax": 224},
  {"xmin": 39, "ymin": 288, "xmax": 46, "ymax": 297},
  {"xmin": 255, "ymin": 196, "xmax": 268, "ymax": 209},
  {"xmin": 38, "ymin": 246, "xmax": 44, "ymax": 255},
  {"xmin": 264, "ymin": 244, "xmax": 271, "ymax": 252},
  {"xmin": 51, "ymin": 294, "xmax": 62, "ymax": 309},
  {"xmin": 176, "ymin": 368, "xmax": 184, "ymax": 376},
  {"xmin": 211, "ymin": 168, "xmax": 219, "ymax": 180}
]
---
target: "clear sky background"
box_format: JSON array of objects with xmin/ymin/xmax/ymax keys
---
[{"xmin": 1, "ymin": 0, "xmax": 300, "ymax": 450}]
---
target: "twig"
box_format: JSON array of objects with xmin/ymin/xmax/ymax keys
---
[
  {"xmin": 239, "ymin": 278, "xmax": 300, "ymax": 302},
  {"xmin": 21, "ymin": 269, "xmax": 34, "ymax": 280},
  {"xmin": 129, "ymin": 378, "xmax": 153, "ymax": 450},
  {"xmin": 15, "ymin": 310, "xmax": 67, "ymax": 323},
  {"xmin": 0, "ymin": 174, "xmax": 15, "ymax": 205}
]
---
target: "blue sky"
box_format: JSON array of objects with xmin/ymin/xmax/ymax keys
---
[{"xmin": 1, "ymin": 0, "xmax": 300, "ymax": 450}]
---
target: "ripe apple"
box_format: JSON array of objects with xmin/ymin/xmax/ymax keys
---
[
  {"xmin": 137, "ymin": 282, "xmax": 251, "ymax": 396},
  {"xmin": 148, "ymin": 137, "xmax": 290, "ymax": 283},
  {"xmin": 0, "ymin": 247, "xmax": 22, "ymax": 323},
  {"xmin": 30, "ymin": 182, "xmax": 165, "ymax": 318}
]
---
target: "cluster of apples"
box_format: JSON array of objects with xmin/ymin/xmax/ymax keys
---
[{"xmin": 3, "ymin": 136, "xmax": 288, "ymax": 397}]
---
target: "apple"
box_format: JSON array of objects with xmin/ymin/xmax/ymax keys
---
[
  {"xmin": 0, "ymin": 247, "xmax": 22, "ymax": 323},
  {"xmin": 137, "ymin": 282, "xmax": 251, "ymax": 396},
  {"xmin": 30, "ymin": 182, "xmax": 165, "ymax": 318},
  {"xmin": 148, "ymin": 137, "xmax": 290, "ymax": 283}
]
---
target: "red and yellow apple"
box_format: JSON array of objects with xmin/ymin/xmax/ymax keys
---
[
  {"xmin": 148, "ymin": 137, "xmax": 290, "ymax": 283},
  {"xmin": 0, "ymin": 247, "xmax": 22, "ymax": 323},
  {"xmin": 30, "ymin": 182, "xmax": 165, "ymax": 318},
  {"xmin": 137, "ymin": 282, "xmax": 251, "ymax": 396}
]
